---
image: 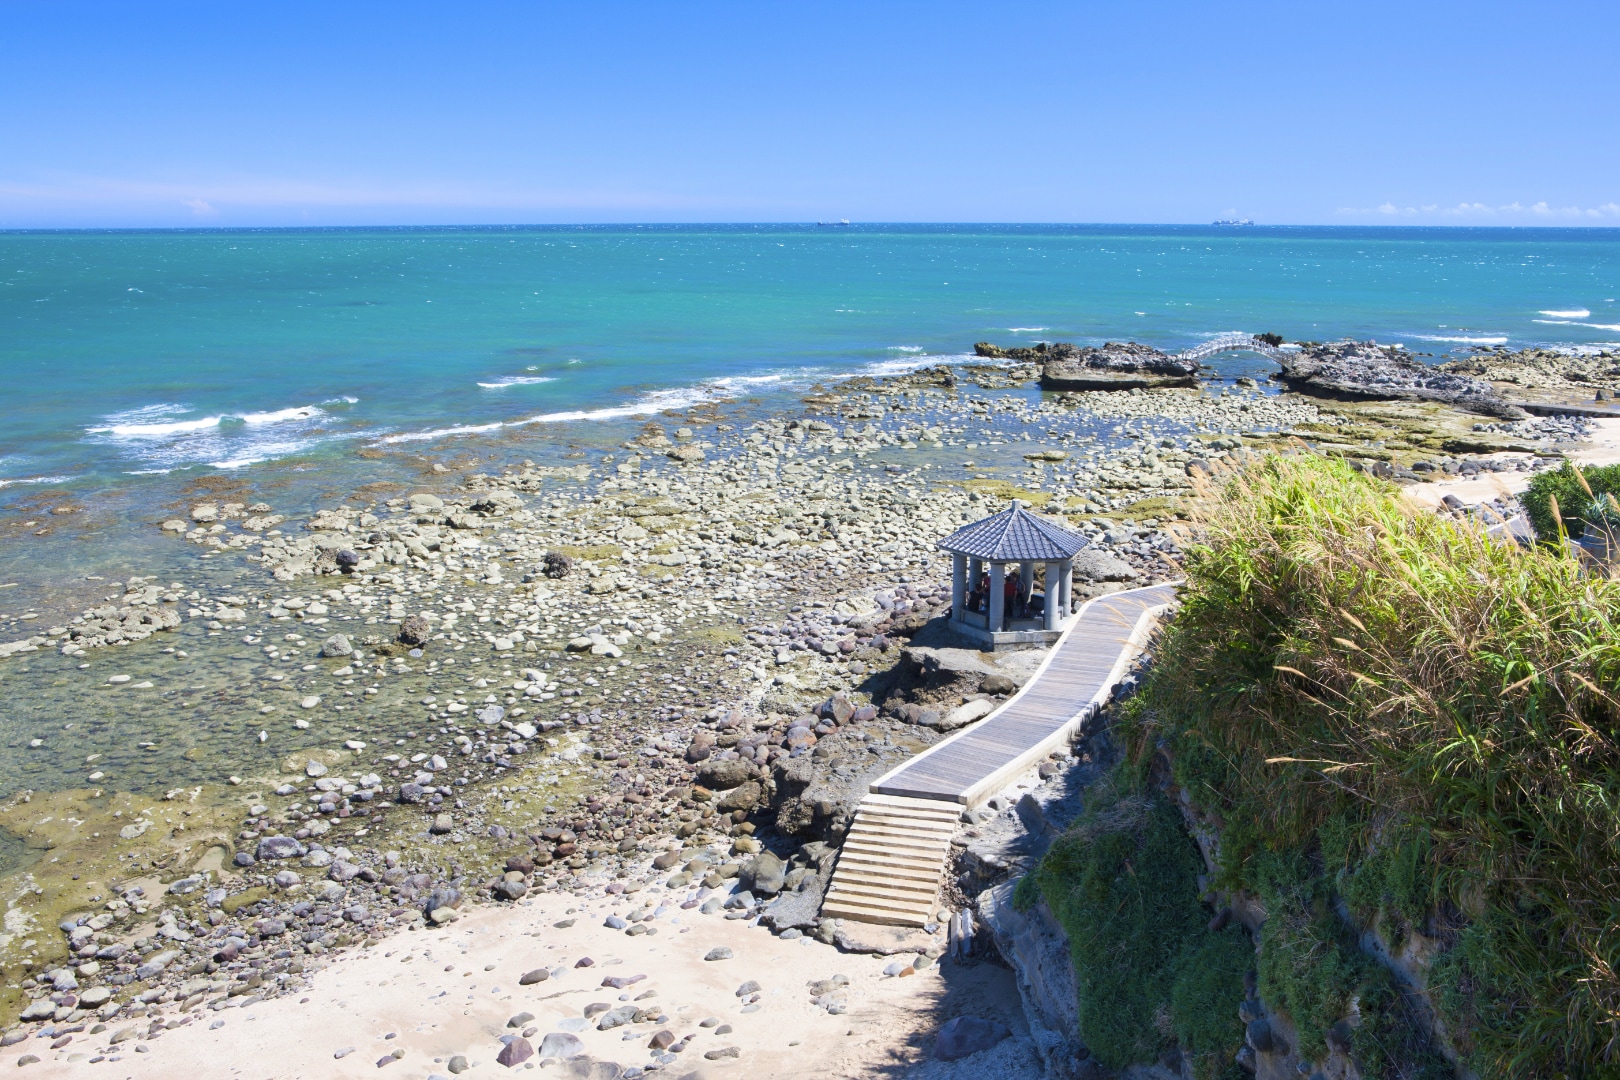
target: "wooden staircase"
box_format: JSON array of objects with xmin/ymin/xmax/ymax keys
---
[{"xmin": 819, "ymin": 794, "xmax": 961, "ymax": 927}]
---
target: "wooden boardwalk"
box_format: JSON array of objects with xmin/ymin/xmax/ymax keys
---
[
  {"xmin": 871, "ymin": 581, "xmax": 1180, "ymax": 805},
  {"xmin": 821, "ymin": 581, "xmax": 1180, "ymax": 926}
]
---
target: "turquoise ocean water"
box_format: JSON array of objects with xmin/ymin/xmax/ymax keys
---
[
  {"xmin": 4, "ymin": 224, "xmax": 1619, "ymax": 494},
  {"xmin": 1, "ymin": 224, "xmax": 1618, "ymax": 607}
]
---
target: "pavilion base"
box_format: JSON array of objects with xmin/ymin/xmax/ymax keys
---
[{"xmin": 946, "ymin": 615, "xmax": 1074, "ymax": 651}]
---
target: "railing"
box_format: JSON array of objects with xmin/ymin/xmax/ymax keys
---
[{"xmin": 1173, "ymin": 333, "xmax": 1292, "ymax": 365}]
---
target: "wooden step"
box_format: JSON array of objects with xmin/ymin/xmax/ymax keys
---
[{"xmin": 819, "ymin": 794, "xmax": 960, "ymax": 928}]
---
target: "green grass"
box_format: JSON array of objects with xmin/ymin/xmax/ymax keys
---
[{"xmin": 1123, "ymin": 453, "xmax": 1620, "ymax": 1077}]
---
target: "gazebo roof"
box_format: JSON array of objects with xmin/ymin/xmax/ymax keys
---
[{"xmin": 937, "ymin": 503, "xmax": 1089, "ymax": 561}]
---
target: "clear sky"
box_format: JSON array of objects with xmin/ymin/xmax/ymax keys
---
[{"xmin": 2, "ymin": 1, "xmax": 1615, "ymax": 228}]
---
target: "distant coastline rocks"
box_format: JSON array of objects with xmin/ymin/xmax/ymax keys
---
[
  {"xmin": 974, "ymin": 340, "xmax": 1201, "ymax": 391},
  {"xmin": 1277, "ymin": 341, "xmax": 1527, "ymax": 419}
]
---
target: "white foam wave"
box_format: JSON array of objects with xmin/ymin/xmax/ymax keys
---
[
  {"xmin": 86, "ymin": 400, "xmax": 343, "ymax": 471},
  {"xmin": 708, "ymin": 373, "xmax": 795, "ymax": 392},
  {"xmin": 240, "ymin": 405, "xmax": 323, "ymax": 425},
  {"xmin": 1540, "ymin": 308, "xmax": 1591, "ymax": 318},
  {"xmin": 852, "ymin": 352, "xmax": 974, "ymax": 379},
  {"xmin": 886, "ymin": 346, "xmax": 925, "ymax": 353},
  {"xmin": 0, "ymin": 474, "xmax": 76, "ymax": 489},
  {"xmin": 376, "ymin": 350, "xmax": 978, "ymax": 449},
  {"xmin": 324, "ymin": 395, "xmax": 359, "ymax": 405},
  {"xmin": 96, "ymin": 414, "xmax": 225, "ymax": 437},
  {"xmin": 1533, "ymin": 320, "xmax": 1620, "ymax": 332},
  {"xmin": 1007, "ymin": 327, "xmax": 1047, "ymax": 333},
  {"xmin": 478, "ymin": 376, "xmax": 559, "ymax": 389},
  {"xmin": 91, "ymin": 402, "xmax": 325, "ymax": 437},
  {"xmin": 1410, "ymin": 334, "xmax": 1509, "ymax": 345}
]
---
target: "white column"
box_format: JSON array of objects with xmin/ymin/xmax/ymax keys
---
[
  {"xmin": 988, "ymin": 563, "xmax": 1005, "ymax": 634},
  {"xmin": 1044, "ymin": 561, "xmax": 1060, "ymax": 631},
  {"xmin": 1061, "ymin": 561, "xmax": 1074, "ymax": 615},
  {"xmin": 951, "ymin": 553, "xmax": 967, "ymax": 622}
]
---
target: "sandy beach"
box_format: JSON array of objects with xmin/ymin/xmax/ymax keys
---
[{"xmin": 16, "ymin": 875, "xmax": 1041, "ymax": 1080}]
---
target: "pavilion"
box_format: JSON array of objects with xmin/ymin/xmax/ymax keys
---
[{"xmin": 939, "ymin": 502, "xmax": 1089, "ymax": 649}]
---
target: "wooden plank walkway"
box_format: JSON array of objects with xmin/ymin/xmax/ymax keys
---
[
  {"xmin": 870, "ymin": 581, "xmax": 1180, "ymax": 805},
  {"xmin": 821, "ymin": 581, "xmax": 1180, "ymax": 926}
]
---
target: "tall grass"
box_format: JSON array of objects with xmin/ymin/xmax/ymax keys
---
[{"xmin": 1129, "ymin": 454, "xmax": 1620, "ymax": 1076}]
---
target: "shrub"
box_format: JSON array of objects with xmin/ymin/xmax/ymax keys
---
[
  {"xmin": 1521, "ymin": 459, "xmax": 1620, "ymax": 540},
  {"xmin": 1128, "ymin": 453, "xmax": 1620, "ymax": 1076},
  {"xmin": 1033, "ymin": 777, "xmax": 1247, "ymax": 1075}
]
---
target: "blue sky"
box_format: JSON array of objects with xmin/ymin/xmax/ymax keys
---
[{"xmin": 2, "ymin": 1, "xmax": 1615, "ymax": 227}]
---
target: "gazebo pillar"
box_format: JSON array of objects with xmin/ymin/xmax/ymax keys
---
[
  {"xmin": 1043, "ymin": 561, "xmax": 1061, "ymax": 631},
  {"xmin": 988, "ymin": 563, "xmax": 1006, "ymax": 633},
  {"xmin": 951, "ymin": 553, "xmax": 967, "ymax": 620},
  {"xmin": 1060, "ymin": 560, "xmax": 1074, "ymax": 615}
]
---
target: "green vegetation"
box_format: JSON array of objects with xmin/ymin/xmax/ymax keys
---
[
  {"xmin": 1120, "ymin": 453, "xmax": 1620, "ymax": 1076},
  {"xmin": 1029, "ymin": 775, "xmax": 1249, "ymax": 1078},
  {"xmin": 1521, "ymin": 459, "xmax": 1620, "ymax": 540}
]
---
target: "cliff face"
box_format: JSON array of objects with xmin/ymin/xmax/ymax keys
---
[{"xmin": 978, "ymin": 741, "xmax": 1459, "ymax": 1080}]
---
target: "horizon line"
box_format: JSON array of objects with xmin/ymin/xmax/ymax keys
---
[{"xmin": 4, "ymin": 220, "xmax": 1620, "ymax": 234}]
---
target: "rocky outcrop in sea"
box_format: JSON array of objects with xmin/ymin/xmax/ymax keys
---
[
  {"xmin": 975, "ymin": 341, "xmax": 1201, "ymax": 391},
  {"xmin": 1278, "ymin": 341, "xmax": 1526, "ymax": 419}
]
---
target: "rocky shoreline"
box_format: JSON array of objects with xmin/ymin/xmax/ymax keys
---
[{"xmin": 0, "ymin": 340, "xmax": 1613, "ymax": 1073}]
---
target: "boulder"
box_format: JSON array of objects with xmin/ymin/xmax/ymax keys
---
[
  {"xmin": 397, "ymin": 615, "xmax": 431, "ymax": 647},
  {"xmin": 696, "ymin": 759, "xmax": 756, "ymax": 791},
  {"xmin": 1071, "ymin": 549, "xmax": 1139, "ymax": 583},
  {"xmin": 1277, "ymin": 341, "xmax": 1526, "ymax": 419},
  {"xmin": 934, "ymin": 1015, "xmax": 1012, "ymax": 1061},
  {"xmin": 740, "ymin": 852, "xmax": 787, "ymax": 896},
  {"xmin": 939, "ymin": 698, "xmax": 996, "ymax": 731},
  {"xmin": 716, "ymin": 780, "xmax": 763, "ymax": 812},
  {"xmin": 320, "ymin": 633, "xmax": 353, "ymax": 658},
  {"xmin": 256, "ymin": 836, "xmax": 306, "ymax": 861},
  {"xmin": 902, "ymin": 646, "xmax": 1039, "ymax": 694},
  {"xmin": 496, "ymin": 1036, "xmax": 534, "ymax": 1067},
  {"xmin": 538, "ymin": 1032, "xmax": 585, "ymax": 1061},
  {"xmin": 981, "ymin": 673, "xmax": 1017, "ymax": 696}
]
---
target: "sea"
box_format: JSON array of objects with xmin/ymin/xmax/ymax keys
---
[
  {"xmin": 2, "ymin": 222, "xmax": 1616, "ymax": 616},
  {"xmin": 0, "ymin": 222, "xmax": 1615, "ymax": 863}
]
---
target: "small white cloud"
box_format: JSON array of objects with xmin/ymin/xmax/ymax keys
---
[
  {"xmin": 181, "ymin": 198, "xmax": 217, "ymax": 217},
  {"xmin": 1378, "ymin": 202, "xmax": 1399, "ymax": 215}
]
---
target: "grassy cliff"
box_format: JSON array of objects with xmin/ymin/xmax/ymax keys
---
[{"xmin": 1031, "ymin": 454, "xmax": 1620, "ymax": 1077}]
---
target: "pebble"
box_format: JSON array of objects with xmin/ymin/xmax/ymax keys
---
[{"xmin": 704, "ymin": 947, "xmax": 734, "ymax": 961}]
